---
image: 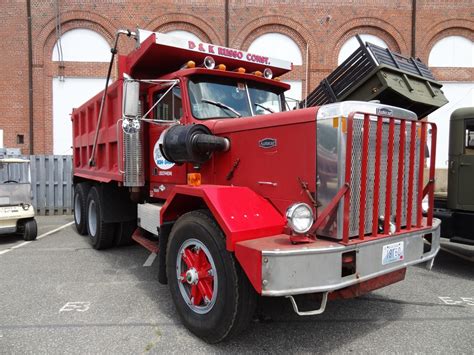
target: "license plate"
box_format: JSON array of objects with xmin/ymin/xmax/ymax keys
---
[{"xmin": 382, "ymin": 241, "xmax": 404, "ymax": 265}]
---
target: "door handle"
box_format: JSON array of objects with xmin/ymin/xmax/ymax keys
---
[{"xmin": 460, "ymin": 162, "xmax": 471, "ymax": 167}]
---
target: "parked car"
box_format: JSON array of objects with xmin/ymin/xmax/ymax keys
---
[{"xmin": 0, "ymin": 158, "xmax": 37, "ymax": 240}]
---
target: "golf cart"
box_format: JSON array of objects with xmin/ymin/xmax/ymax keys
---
[{"xmin": 0, "ymin": 158, "xmax": 37, "ymax": 241}]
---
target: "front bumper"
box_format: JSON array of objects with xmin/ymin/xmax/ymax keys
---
[
  {"xmin": 235, "ymin": 219, "xmax": 440, "ymax": 296},
  {"xmin": 0, "ymin": 205, "xmax": 35, "ymax": 235}
]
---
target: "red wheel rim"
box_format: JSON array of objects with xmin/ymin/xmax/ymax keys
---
[{"xmin": 176, "ymin": 239, "xmax": 218, "ymax": 314}]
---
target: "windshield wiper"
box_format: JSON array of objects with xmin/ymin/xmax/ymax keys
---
[
  {"xmin": 255, "ymin": 103, "xmax": 274, "ymax": 113},
  {"xmin": 201, "ymin": 99, "xmax": 242, "ymax": 118}
]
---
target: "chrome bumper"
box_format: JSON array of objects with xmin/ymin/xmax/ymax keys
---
[{"xmin": 237, "ymin": 219, "xmax": 440, "ymax": 297}]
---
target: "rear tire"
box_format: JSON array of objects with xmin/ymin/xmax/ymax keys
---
[
  {"xmin": 166, "ymin": 210, "xmax": 256, "ymax": 343},
  {"xmin": 86, "ymin": 186, "xmax": 115, "ymax": 250},
  {"xmin": 22, "ymin": 219, "xmax": 37, "ymax": 241},
  {"xmin": 74, "ymin": 183, "xmax": 90, "ymax": 235}
]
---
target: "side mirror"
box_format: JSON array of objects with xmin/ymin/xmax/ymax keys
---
[{"xmin": 123, "ymin": 78, "xmax": 139, "ymax": 118}]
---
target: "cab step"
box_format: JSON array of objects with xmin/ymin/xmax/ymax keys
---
[{"xmin": 132, "ymin": 228, "xmax": 159, "ymax": 254}]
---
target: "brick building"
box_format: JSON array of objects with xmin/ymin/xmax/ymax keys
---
[{"xmin": 0, "ymin": 0, "xmax": 472, "ymax": 168}]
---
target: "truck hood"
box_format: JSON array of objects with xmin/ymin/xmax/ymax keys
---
[
  {"xmin": 203, "ymin": 107, "xmax": 319, "ymax": 216},
  {"xmin": 208, "ymin": 107, "xmax": 319, "ymax": 135}
]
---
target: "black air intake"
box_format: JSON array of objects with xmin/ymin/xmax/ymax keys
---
[{"xmin": 160, "ymin": 124, "xmax": 229, "ymax": 164}]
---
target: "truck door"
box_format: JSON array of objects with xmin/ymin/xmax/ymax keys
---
[
  {"xmin": 458, "ymin": 118, "xmax": 474, "ymax": 208},
  {"xmin": 148, "ymin": 84, "xmax": 187, "ymax": 195}
]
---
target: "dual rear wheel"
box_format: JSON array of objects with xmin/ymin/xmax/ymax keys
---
[{"xmin": 73, "ymin": 183, "xmax": 135, "ymax": 249}]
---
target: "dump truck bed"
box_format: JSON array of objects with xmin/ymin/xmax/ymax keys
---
[{"xmin": 72, "ymin": 80, "xmax": 124, "ymax": 183}]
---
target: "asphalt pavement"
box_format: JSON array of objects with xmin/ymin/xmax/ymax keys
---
[{"xmin": 0, "ymin": 216, "xmax": 473, "ymax": 354}]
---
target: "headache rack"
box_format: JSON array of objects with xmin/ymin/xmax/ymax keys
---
[{"xmin": 301, "ymin": 36, "xmax": 448, "ymax": 118}]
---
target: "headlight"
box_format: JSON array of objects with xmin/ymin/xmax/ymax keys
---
[{"xmin": 286, "ymin": 203, "xmax": 314, "ymax": 234}]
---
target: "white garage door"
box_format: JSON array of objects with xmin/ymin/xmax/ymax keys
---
[{"xmin": 52, "ymin": 78, "xmax": 106, "ymax": 155}]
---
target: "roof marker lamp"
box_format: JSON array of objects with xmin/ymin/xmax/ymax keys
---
[
  {"xmin": 217, "ymin": 64, "xmax": 227, "ymax": 71},
  {"xmin": 253, "ymin": 70, "xmax": 263, "ymax": 77},
  {"xmin": 235, "ymin": 67, "xmax": 246, "ymax": 73},
  {"xmin": 263, "ymin": 68, "xmax": 273, "ymax": 79},
  {"xmin": 181, "ymin": 60, "xmax": 195, "ymax": 69},
  {"xmin": 286, "ymin": 203, "xmax": 314, "ymax": 234},
  {"xmin": 203, "ymin": 56, "xmax": 215, "ymax": 69}
]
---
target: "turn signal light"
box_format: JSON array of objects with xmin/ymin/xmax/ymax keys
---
[
  {"xmin": 187, "ymin": 173, "xmax": 202, "ymax": 186},
  {"xmin": 217, "ymin": 64, "xmax": 226, "ymax": 71}
]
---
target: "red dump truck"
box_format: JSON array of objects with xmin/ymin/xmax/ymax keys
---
[{"xmin": 72, "ymin": 29, "xmax": 441, "ymax": 342}]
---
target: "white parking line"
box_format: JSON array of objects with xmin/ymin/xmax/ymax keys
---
[
  {"xmin": 143, "ymin": 252, "xmax": 157, "ymax": 267},
  {"xmin": 440, "ymin": 246, "xmax": 474, "ymax": 263},
  {"xmin": 0, "ymin": 221, "xmax": 74, "ymax": 256}
]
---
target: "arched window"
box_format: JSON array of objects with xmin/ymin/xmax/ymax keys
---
[
  {"xmin": 166, "ymin": 30, "xmax": 201, "ymax": 43},
  {"xmin": 249, "ymin": 33, "xmax": 303, "ymax": 105},
  {"xmin": 428, "ymin": 36, "xmax": 473, "ymax": 67},
  {"xmin": 338, "ymin": 34, "xmax": 388, "ymax": 64},
  {"xmin": 52, "ymin": 28, "xmax": 110, "ymax": 62},
  {"xmin": 428, "ymin": 35, "xmax": 474, "ymax": 169},
  {"xmin": 248, "ymin": 33, "xmax": 303, "ymax": 65},
  {"xmin": 283, "ymin": 81, "xmax": 302, "ymax": 110},
  {"xmin": 52, "ymin": 28, "xmax": 109, "ymax": 154}
]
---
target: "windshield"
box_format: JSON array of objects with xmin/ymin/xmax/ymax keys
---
[
  {"xmin": 188, "ymin": 75, "xmax": 285, "ymax": 119},
  {"xmin": 0, "ymin": 161, "xmax": 30, "ymax": 184}
]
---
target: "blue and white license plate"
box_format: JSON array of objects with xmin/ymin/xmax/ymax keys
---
[{"xmin": 382, "ymin": 241, "xmax": 404, "ymax": 265}]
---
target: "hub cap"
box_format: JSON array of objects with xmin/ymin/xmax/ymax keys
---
[
  {"xmin": 74, "ymin": 193, "xmax": 81, "ymax": 224},
  {"xmin": 87, "ymin": 200, "xmax": 97, "ymax": 236},
  {"xmin": 176, "ymin": 239, "xmax": 217, "ymax": 314}
]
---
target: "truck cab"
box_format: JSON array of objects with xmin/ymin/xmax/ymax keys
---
[
  {"xmin": 71, "ymin": 29, "xmax": 443, "ymax": 343},
  {"xmin": 434, "ymin": 107, "xmax": 474, "ymax": 245},
  {"xmin": 143, "ymin": 65, "xmax": 290, "ymax": 197}
]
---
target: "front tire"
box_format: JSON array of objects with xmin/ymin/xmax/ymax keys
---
[
  {"xmin": 86, "ymin": 186, "xmax": 115, "ymax": 250},
  {"xmin": 74, "ymin": 183, "xmax": 90, "ymax": 235},
  {"xmin": 22, "ymin": 219, "xmax": 37, "ymax": 241},
  {"xmin": 166, "ymin": 210, "xmax": 256, "ymax": 343}
]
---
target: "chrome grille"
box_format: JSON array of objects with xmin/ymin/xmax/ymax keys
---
[
  {"xmin": 316, "ymin": 111, "xmax": 422, "ymax": 240},
  {"xmin": 347, "ymin": 118, "xmax": 420, "ymax": 237}
]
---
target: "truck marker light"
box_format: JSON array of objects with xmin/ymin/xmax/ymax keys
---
[
  {"xmin": 183, "ymin": 60, "xmax": 195, "ymax": 69},
  {"xmin": 273, "ymin": 77, "xmax": 281, "ymax": 81},
  {"xmin": 234, "ymin": 67, "xmax": 246, "ymax": 73},
  {"xmin": 253, "ymin": 71, "xmax": 263, "ymax": 77},
  {"xmin": 187, "ymin": 173, "xmax": 202, "ymax": 186},
  {"xmin": 217, "ymin": 64, "xmax": 226, "ymax": 71},
  {"xmin": 332, "ymin": 117, "xmax": 347, "ymax": 133}
]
